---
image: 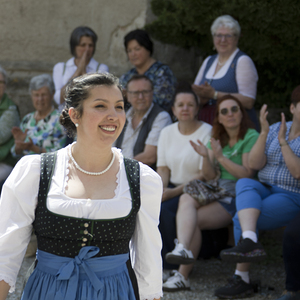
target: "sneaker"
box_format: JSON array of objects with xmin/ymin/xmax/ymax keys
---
[
  {"xmin": 220, "ymin": 238, "xmax": 267, "ymax": 263},
  {"xmin": 163, "ymin": 270, "xmax": 190, "ymax": 292},
  {"xmin": 276, "ymin": 290, "xmax": 300, "ymax": 300},
  {"xmin": 214, "ymin": 275, "xmax": 254, "ymax": 299},
  {"xmin": 162, "ymin": 269, "xmax": 172, "ymax": 282},
  {"xmin": 165, "ymin": 239, "xmax": 195, "ymax": 265}
]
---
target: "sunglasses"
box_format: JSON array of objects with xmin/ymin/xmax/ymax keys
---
[{"xmin": 220, "ymin": 105, "xmax": 240, "ymax": 116}]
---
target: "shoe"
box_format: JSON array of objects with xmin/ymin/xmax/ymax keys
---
[
  {"xmin": 163, "ymin": 269, "xmax": 173, "ymax": 282},
  {"xmin": 220, "ymin": 238, "xmax": 267, "ymax": 263},
  {"xmin": 163, "ymin": 270, "xmax": 190, "ymax": 292},
  {"xmin": 165, "ymin": 239, "xmax": 195, "ymax": 265},
  {"xmin": 276, "ymin": 290, "xmax": 300, "ymax": 300},
  {"xmin": 214, "ymin": 275, "xmax": 254, "ymax": 299}
]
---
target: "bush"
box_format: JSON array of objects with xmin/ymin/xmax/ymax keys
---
[{"xmin": 146, "ymin": 0, "xmax": 300, "ymax": 109}]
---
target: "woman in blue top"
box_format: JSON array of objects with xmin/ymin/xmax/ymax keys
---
[
  {"xmin": 192, "ymin": 15, "xmax": 259, "ymax": 129},
  {"xmin": 216, "ymin": 86, "xmax": 300, "ymax": 299},
  {"xmin": 119, "ymin": 29, "xmax": 176, "ymax": 113}
]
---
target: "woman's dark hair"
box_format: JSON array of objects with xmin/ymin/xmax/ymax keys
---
[
  {"xmin": 124, "ymin": 29, "xmax": 153, "ymax": 56},
  {"xmin": 70, "ymin": 26, "xmax": 98, "ymax": 57},
  {"xmin": 60, "ymin": 72, "xmax": 123, "ymax": 137},
  {"xmin": 291, "ymin": 85, "xmax": 300, "ymax": 106},
  {"xmin": 212, "ymin": 95, "xmax": 254, "ymax": 148},
  {"xmin": 172, "ymin": 81, "xmax": 199, "ymax": 107}
]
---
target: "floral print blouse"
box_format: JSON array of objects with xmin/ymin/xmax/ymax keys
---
[
  {"xmin": 119, "ymin": 61, "xmax": 176, "ymax": 113},
  {"xmin": 11, "ymin": 108, "xmax": 67, "ymax": 156}
]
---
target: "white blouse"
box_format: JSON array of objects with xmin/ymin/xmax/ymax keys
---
[
  {"xmin": 0, "ymin": 145, "xmax": 163, "ymax": 300},
  {"xmin": 194, "ymin": 48, "xmax": 258, "ymax": 99}
]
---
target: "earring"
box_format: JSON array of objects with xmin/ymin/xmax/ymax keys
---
[{"xmin": 75, "ymin": 123, "xmax": 79, "ymax": 128}]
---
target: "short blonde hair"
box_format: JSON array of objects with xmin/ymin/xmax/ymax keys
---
[{"xmin": 211, "ymin": 15, "xmax": 241, "ymax": 37}]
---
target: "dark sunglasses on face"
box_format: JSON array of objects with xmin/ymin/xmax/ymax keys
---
[{"xmin": 220, "ymin": 105, "xmax": 240, "ymax": 116}]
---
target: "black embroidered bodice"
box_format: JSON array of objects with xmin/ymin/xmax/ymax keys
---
[{"xmin": 33, "ymin": 152, "xmax": 141, "ymax": 258}]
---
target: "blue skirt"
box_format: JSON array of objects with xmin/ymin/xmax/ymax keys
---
[{"xmin": 21, "ymin": 246, "xmax": 136, "ymax": 300}]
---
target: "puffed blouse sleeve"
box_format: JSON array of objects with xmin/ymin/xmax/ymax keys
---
[
  {"xmin": 0, "ymin": 155, "xmax": 40, "ymax": 292},
  {"xmin": 130, "ymin": 162, "xmax": 163, "ymax": 300}
]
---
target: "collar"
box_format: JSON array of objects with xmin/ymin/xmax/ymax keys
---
[
  {"xmin": 66, "ymin": 57, "xmax": 98, "ymax": 71},
  {"xmin": 126, "ymin": 102, "xmax": 154, "ymax": 123}
]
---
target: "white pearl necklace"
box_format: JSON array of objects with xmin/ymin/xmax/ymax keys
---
[{"xmin": 68, "ymin": 145, "xmax": 115, "ymax": 176}]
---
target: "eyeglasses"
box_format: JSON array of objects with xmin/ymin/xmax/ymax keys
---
[
  {"xmin": 220, "ymin": 105, "xmax": 240, "ymax": 115},
  {"xmin": 213, "ymin": 34, "xmax": 235, "ymax": 40},
  {"xmin": 127, "ymin": 90, "xmax": 152, "ymax": 98}
]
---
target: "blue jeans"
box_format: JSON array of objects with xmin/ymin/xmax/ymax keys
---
[{"xmin": 233, "ymin": 178, "xmax": 300, "ymax": 244}]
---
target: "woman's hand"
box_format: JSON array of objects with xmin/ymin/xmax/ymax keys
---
[
  {"xmin": 76, "ymin": 49, "xmax": 89, "ymax": 75},
  {"xmin": 278, "ymin": 112, "xmax": 287, "ymax": 145},
  {"xmin": 210, "ymin": 138, "xmax": 223, "ymax": 161},
  {"xmin": 11, "ymin": 127, "xmax": 27, "ymax": 141},
  {"xmin": 14, "ymin": 138, "xmax": 34, "ymax": 154},
  {"xmin": 259, "ymin": 104, "xmax": 269, "ymax": 135},
  {"xmin": 162, "ymin": 187, "xmax": 174, "ymax": 202},
  {"xmin": 192, "ymin": 82, "xmax": 214, "ymax": 99},
  {"xmin": 190, "ymin": 139, "xmax": 208, "ymax": 157}
]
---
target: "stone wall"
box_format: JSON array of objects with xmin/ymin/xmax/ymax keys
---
[{"xmin": 0, "ymin": 0, "xmax": 198, "ymax": 118}]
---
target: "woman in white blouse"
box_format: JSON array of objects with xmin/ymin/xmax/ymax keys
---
[
  {"xmin": 53, "ymin": 26, "xmax": 109, "ymax": 111},
  {"xmin": 156, "ymin": 88, "xmax": 212, "ymax": 278},
  {"xmin": 192, "ymin": 15, "xmax": 259, "ymax": 130},
  {"xmin": 0, "ymin": 73, "xmax": 162, "ymax": 300}
]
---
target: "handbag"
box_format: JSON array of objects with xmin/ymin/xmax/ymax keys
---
[{"xmin": 183, "ymin": 178, "xmax": 234, "ymax": 207}]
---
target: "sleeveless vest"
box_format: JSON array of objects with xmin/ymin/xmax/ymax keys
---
[
  {"xmin": 33, "ymin": 152, "xmax": 141, "ymax": 258},
  {"xmin": 199, "ymin": 50, "xmax": 259, "ymax": 130},
  {"xmin": 116, "ymin": 103, "xmax": 164, "ymax": 163}
]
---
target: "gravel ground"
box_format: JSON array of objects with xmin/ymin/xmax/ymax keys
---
[{"xmin": 7, "ymin": 255, "xmax": 285, "ymax": 300}]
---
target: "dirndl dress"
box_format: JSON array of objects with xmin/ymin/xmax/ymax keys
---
[{"xmin": 21, "ymin": 152, "xmax": 141, "ymax": 300}]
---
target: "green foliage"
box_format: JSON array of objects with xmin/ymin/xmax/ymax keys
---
[{"xmin": 146, "ymin": 0, "xmax": 300, "ymax": 108}]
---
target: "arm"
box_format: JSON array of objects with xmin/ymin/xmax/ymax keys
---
[
  {"xmin": 130, "ymin": 165, "xmax": 163, "ymax": 300},
  {"xmin": 0, "ymin": 106, "xmax": 19, "ymax": 145},
  {"xmin": 278, "ymin": 113, "xmax": 300, "ymax": 179},
  {"xmin": 134, "ymin": 144, "xmax": 157, "ymax": 166},
  {"xmin": 190, "ymin": 139, "xmax": 217, "ymax": 180},
  {"xmin": 135, "ymin": 112, "xmax": 172, "ymax": 166},
  {"xmin": 0, "ymin": 281, "xmax": 10, "ymax": 300},
  {"xmin": 0, "ymin": 156, "xmax": 39, "ymax": 294},
  {"xmin": 152, "ymin": 65, "xmax": 176, "ymax": 112},
  {"xmin": 248, "ymin": 104, "xmax": 269, "ymax": 169}
]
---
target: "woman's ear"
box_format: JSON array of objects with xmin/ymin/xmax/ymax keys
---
[
  {"xmin": 68, "ymin": 107, "xmax": 79, "ymax": 125},
  {"xmin": 290, "ymin": 103, "xmax": 295, "ymax": 115}
]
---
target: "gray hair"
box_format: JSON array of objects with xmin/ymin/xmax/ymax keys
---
[
  {"xmin": 0, "ymin": 65, "xmax": 8, "ymax": 84},
  {"xmin": 29, "ymin": 74, "xmax": 55, "ymax": 94},
  {"xmin": 211, "ymin": 15, "xmax": 241, "ymax": 37}
]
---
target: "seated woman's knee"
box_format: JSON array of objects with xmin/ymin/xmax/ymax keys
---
[{"xmin": 179, "ymin": 193, "xmax": 198, "ymax": 209}]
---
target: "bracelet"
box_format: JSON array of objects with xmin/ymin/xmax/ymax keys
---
[
  {"xmin": 280, "ymin": 141, "xmax": 288, "ymax": 147},
  {"xmin": 213, "ymin": 91, "xmax": 218, "ymax": 100}
]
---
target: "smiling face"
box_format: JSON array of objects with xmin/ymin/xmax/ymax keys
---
[
  {"xmin": 72, "ymin": 85, "xmax": 126, "ymax": 146},
  {"xmin": 213, "ymin": 27, "xmax": 238, "ymax": 57},
  {"xmin": 218, "ymin": 99, "xmax": 243, "ymax": 130},
  {"xmin": 31, "ymin": 86, "xmax": 53, "ymax": 115},
  {"xmin": 172, "ymin": 93, "xmax": 199, "ymax": 122},
  {"xmin": 126, "ymin": 39, "xmax": 151, "ymax": 69},
  {"xmin": 127, "ymin": 78, "xmax": 153, "ymax": 115},
  {"xmin": 75, "ymin": 36, "xmax": 94, "ymax": 62}
]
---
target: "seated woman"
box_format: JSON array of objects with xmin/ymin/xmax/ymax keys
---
[
  {"xmin": 119, "ymin": 29, "xmax": 176, "ymax": 113},
  {"xmin": 216, "ymin": 86, "xmax": 300, "ymax": 299},
  {"xmin": 192, "ymin": 15, "xmax": 259, "ymax": 129},
  {"xmin": 11, "ymin": 74, "xmax": 66, "ymax": 157},
  {"xmin": 0, "ymin": 66, "xmax": 19, "ymax": 185},
  {"xmin": 53, "ymin": 26, "xmax": 109, "ymax": 111},
  {"xmin": 156, "ymin": 88, "xmax": 212, "ymax": 278},
  {"xmin": 163, "ymin": 95, "xmax": 259, "ymax": 291}
]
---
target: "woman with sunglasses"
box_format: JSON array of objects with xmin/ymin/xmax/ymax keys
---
[
  {"xmin": 163, "ymin": 95, "xmax": 258, "ymax": 292},
  {"xmin": 192, "ymin": 15, "xmax": 259, "ymax": 130},
  {"xmin": 216, "ymin": 86, "xmax": 300, "ymax": 299}
]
